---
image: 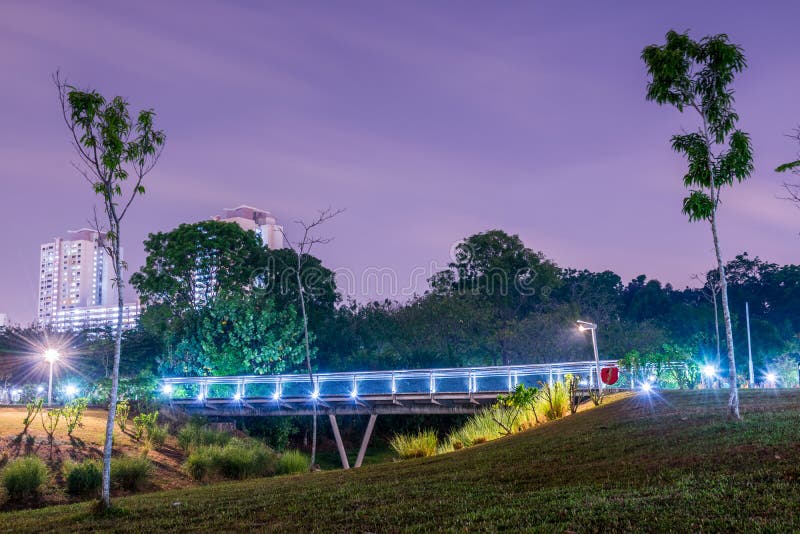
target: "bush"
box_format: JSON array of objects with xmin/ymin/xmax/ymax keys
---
[
  {"xmin": 277, "ymin": 450, "xmax": 309, "ymax": 475},
  {"xmin": 111, "ymin": 456, "xmax": 152, "ymax": 491},
  {"xmin": 184, "ymin": 439, "xmax": 277, "ymax": 481},
  {"xmin": 390, "ymin": 429, "xmax": 438, "ymax": 459},
  {"xmin": 177, "ymin": 422, "xmax": 231, "ymax": 452},
  {"xmin": 63, "ymin": 398, "xmax": 89, "ymax": 436},
  {"xmin": 116, "ymin": 400, "xmax": 131, "ymax": 433},
  {"xmin": 64, "ymin": 460, "xmax": 101, "ymax": 496},
  {"xmin": 133, "ymin": 411, "xmax": 159, "ymax": 441},
  {"xmin": 1, "ymin": 456, "xmax": 48, "ymax": 500},
  {"xmin": 22, "ymin": 399, "xmax": 43, "ymax": 434},
  {"xmin": 444, "ymin": 410, "xmax": 504, "ymax": 451},
  {"xmin": 145, "ymin": 425, "xmax": 168, "ymax": 450},
  {"xmin": 541, "ymin": 382, "xmax": 569, "ymax": 421}
]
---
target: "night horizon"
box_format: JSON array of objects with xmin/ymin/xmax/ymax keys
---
[{"xmin": 1, "ymin": 1, "xmax": 798, "ymax": 324}]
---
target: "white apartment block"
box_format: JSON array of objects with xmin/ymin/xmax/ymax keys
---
[
  {"xmin": 37, "ymin": 229, "xmax": 140, "ymax": 331},
  {"xmin": 0, "ymin": 313, "xmax": 8, "ymax": 329},
  {"xmin": 215, "ymin": 206, "xmax": 284, "ymax": 250},
  {"xmin": 49, "ymin": 303, "xmax": 140, "ymax": 332}
]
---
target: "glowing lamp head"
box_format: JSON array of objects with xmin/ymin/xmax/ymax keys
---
[
  {"xmin": 702, "ymin": 365, "xmax": 716, "ymax": 378},
  {"xmin": 161, "ymin": 384, "xmax": 173, "ymax": 395},
  {"xmin": 43, "ymin": 349, "xmax": 60, "ymax": 363},
  {"xmin": 641, "ymin": 382, "xmax": 652, "ymax": 394},
  {"xmin": 36, "ymin": 385, "xmax": 44, "ymax": 394},
  {"xmin": 272, "ymin": 391, "xmax": 281, "ymax": 400},
  {"xmin": 349, "ymin": 389, "xmax": 358, "ymax": 399},
  {"xmin": 766, "ymin": 372, "xmax": 777, "ymax": 384},
  {"xmin": 233, "ymin": 392, "xmax": 242, "ymax": 401},
  {"xmin": 310, "ymin": 390, "xmax": 319, "ymax": 400},
  {"xmin": 64, "ymin": 384, "xmax": 78, "ymax": 397},
  {"xmin": 197, "ymin": 393, "xmax": 204, "ymax": 402},
  {"xmin": 578, "ymin": 324, "xmax": 586, "ymax": 332}
]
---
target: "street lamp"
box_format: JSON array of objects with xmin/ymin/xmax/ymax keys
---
[
  {"xmin": 577, "ymin": 321, "xmax": 603, "ymax": 393},
  {"xmin": 43, "ymin": 348, "xmax": 60, "ymax": 406}
]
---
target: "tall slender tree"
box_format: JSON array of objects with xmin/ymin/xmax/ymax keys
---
[
  {"xmin": 56, "ymin": 73, "xmax": 165, "ymax": 507},
  {"xmin": 642, "ymin": 31, "xmax": 754, "ymax": 418}
]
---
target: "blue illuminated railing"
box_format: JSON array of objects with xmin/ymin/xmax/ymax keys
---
[{"xmin": 159, "ymin": 359, "xmax": 620, "ymax": 404}]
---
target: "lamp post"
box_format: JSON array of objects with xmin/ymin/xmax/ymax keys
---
[
  {"xmin": 577, "ymin": 321, "xmax": 602, "ymax": 393},
  {"xmin": 43, "ymin": 349, "xmax": 60, "ymax": 406}
]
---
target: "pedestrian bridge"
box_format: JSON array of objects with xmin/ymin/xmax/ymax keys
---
[{"xmin": 159, "ymin": 359, "xmax": 620, "ymax": 468}]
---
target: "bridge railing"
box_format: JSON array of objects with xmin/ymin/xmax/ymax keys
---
[{"xmin": 159, "ymin": 359, "xmax": 621, "ymax": 404}]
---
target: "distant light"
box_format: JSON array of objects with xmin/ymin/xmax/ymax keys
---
[
  {"xmin": 641, "ymin": 382, "xmax": 652, "ymax": 393},
  {"xmin": 197, "ymin": 393, "xmax": 204, "ymax": 402},
  {"xmin": 648, "ymin": 374, "xmax": 657, "ymax": 383},
  {"xmin": 272, "ymin": 391, "xmax": 281, "ymax": 400},
  {"xmin": 702, "ymin": 365, "xmax": 716, "ymax": 378},
  {"xmin": 233, "ymin": 392, "xmax": 242, "ymax": 401},
  {"xmin": 43, "ymin": 348, "xmax": 60, "ymax": 363},
  {"xmin": 11, "ymin": 389, "xmax": 20, "ymax": 396},
  {"xmin": 310, "ymin": 390, "xmax": 319, "ymax": 400},
  {"xmin": 349, "ymin": 389, "xmax": 358, "ymax": 399},
  {"xmin": 37, "ymin": 386, "xmax": 45, "ymax": 394},
  {"xmin": 766, "ymin": 372, "xmax": 777, "ymax": 384},
  {"xmin": 578, "ymin": 325, "xmax": 586, "ymax": 332},
  {"xmin": 64, "ymin": 384, "xmax": 78, "ymax": 397},
  {"xmin": 161, "ymin": 384, "xmax": 173, "ymax": 395}
]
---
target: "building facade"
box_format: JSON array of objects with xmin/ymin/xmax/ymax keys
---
[
  {"xmin": 37, "ymin": 229, "xmax": 139, "ymax": 331},
  {"xmin": 215, "ymin": 206, "xmax": 284, "ymax": 249},
  {"xmin": 0, "ymin": 313, "xmax": 8, "ymax": 329}
]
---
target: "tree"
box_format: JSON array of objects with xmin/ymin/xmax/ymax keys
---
[
  {"xmin": 56, "ymin": 74, "xmax": 165, "ymax": 508},
  {"xmin": 280, "ymin": 208, "xmax": 343, "ymax": 469},
  {"xmin": 775, "ymin": 127, "xmax": 800, "ymax": 208},
  {"xmin": 643, "ymin": 31, "xmax": 754, "ymax": 419}
]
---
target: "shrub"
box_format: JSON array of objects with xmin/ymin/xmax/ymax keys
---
[
  {"xmin": 64, "ymin": 460, "xmax": 102, "ymax": 496},
  {"xmin": 390, "ymin": 429, "xmax": 438, "ymax": 459},
  {"xmin": 177, "ymin": 422, "xmax": 231, "ymax": 452},
  {"xmin": 145, "ymin": 424, "xmax": 168, "ymax": 450},
  {"xmin": 277, "ymin": 450, "xmax": 309, "ymax": 475},
  {"xmin": 115, "ymin": 399, "xmax": 131, "ymax": 433},
  {"xmin": 111, "ymin": 456, "xmax": 152, "ymax": 491},
  {"xmin": 40, "ymin": 408, "xmax": 63, "ymax": 444},
  {"xmin": 63, "ymin": 398, "xmax": 89, "ymax": 436},
  {"xmin": 445, "ymin": 410, "xmax": 504, "ymax": 451},
  {"xmin": 132, "ymin": 411, "xmax": 159, "ymax": 441},
  {"xmin": 184, "ymin": 439, "xmax": 277, "ymax": 481},
  {"xmin": 1, "ymin": 456, "xmax": 48, "ymax": 500},
  {"xmin": 22, "ymin": 398, "xmax": 43, "ymax": 434},
  {"xmin": 541, "ymin": 381, "xmax": 569, "ymax": 421}
]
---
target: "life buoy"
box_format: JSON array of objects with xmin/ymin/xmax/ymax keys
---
[{"xmin": 601, "ymin": 367, "xmax": 619, "ymax": 385}]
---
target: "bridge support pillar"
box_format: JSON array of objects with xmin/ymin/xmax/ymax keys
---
[
  {"xmin": 328, "ymin": 414, "xmax": 350, "ymax": 469},
  {"xmin": 355, "ymin": 414, "xmax": 377, "ymax": 468}
]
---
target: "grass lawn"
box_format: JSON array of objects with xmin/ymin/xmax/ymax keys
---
[{"xmin": 3, "ymin": 389, "xmax": 800, "ymax": 532}]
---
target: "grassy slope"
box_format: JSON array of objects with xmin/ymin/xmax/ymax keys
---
[{"xmin": 3, "ymin": 390, "xmax": 800, "ymax": 532}]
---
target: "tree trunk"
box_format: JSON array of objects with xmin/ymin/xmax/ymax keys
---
[
  {"xmin": 296, "ymin": 268, "xmax": 317, "ymax": 468},
  {"xmin": 101, "ymin": 227, "xmax": 124, "ymax": 508},
  {"xmin": 709, "ymin": 191, "xmax": 740, "ymax": 419},
  {"xmin": 712, "ymin": 288, "xmax": 721, "ymax": 360}
]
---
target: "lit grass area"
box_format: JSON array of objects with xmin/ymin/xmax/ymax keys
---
[{"xmin": 4, "ymin": 390, "xmax": 800, "ymax": 532}]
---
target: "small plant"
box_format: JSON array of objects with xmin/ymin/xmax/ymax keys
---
[
  {"xmin": 184, "ymin": 448, "xmax": 214, "ymax": 481},
  {"xmin": 1, "ymin": 456, "xmax": 49, "ymax": 501},
  {"xmin": 445, "ymin": 410, "xmax": 505, "ymax": 450},
  {"xmin": 116, "ymin": 399, "xmax": 131, "ymax": 433},
  {"xmin": 145, "ymin": 424, "xmax": 168, "ymax": 451},
  {"xmin": 277, "ymin": 450, "xmax": 309, "ymax": 475},
  {"xmin": 63, "ymin": 398, "xmax": 88, "ymax": 436},
  {"xmin": 132, "ymin": 411, "xmax": 159, "ymax": 442},
  {"xmin": 111, "ymin": 456, "xmax": 152, "ymax": 491},
  {"xmin": 184, "ymin": 439, "xmax": 277, "ymax": 481},
  {"xmin": 40, "ymin": 408, "xmax": 63, "ymax": 444},
  {"xmin": 25, "ymin": 434, "xmax": 35, "ymax": 448},
  {"xmin": 493, "ymin": 384, "xmax": 539, "ymax": 435},
  {"xmin": 565, "ymin": 374, "xmax": 581, "ymax": 414},
  {"xmin": 22, "ymin": 398, "xmax": 43, "ymax": 434},
  {"xmin": 390, "ymin": 429, "xmax": 438, "ymax": 459},
  {"xmin": 64, "ymin": 460, "xmax": 102, "ymax": 496},
  {"xmin": 539, "ymin": 381, "xmax": 569, "ymax": 421}
]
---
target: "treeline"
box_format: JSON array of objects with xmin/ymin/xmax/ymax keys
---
[{"xmin": 1, "ymin": 224, "xmax": 798, "ymax": 388}]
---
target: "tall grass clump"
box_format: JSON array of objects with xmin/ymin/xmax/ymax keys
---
[
  {"xmin": 111, "ymin": 456, "xmax": 152, "ymax": 491},
  {"xmin": 390, "ymin": 429, "xmax": 438, "ymax": 459},
  {"xmin": 443, "ymin": 410, "xmax": 505, "ymax": 451},
  {"xmin": 1, "ymin": 456, "xmax": 49, "ymax": 500},
  {"xmin": 64, "ymin": 460, "xmax": 102, "ymax": 496},
  {"xmin": 177, "ymin": 422, "xmax": 231, "ymax": 452},
  {"xmin": 277, "ymin": 450, "xmax": 309, "ymax": 475},
  {"xmin": 540, "ymin": 381, "xmax": 569, "ymax": 421},
  {"xmin": 184, "ymin": 439, "xmax": 277, "ymax": 481}
]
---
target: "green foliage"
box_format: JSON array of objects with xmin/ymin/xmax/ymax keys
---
[
  {"xmin": 1, "ymin": 456, "xmax": 48, "ymax": 500},
  {"xmin": 111, "ymin": 456, "xmax": 152, "ymax": 491},
  {"xmin": 277, "ymin": 450, "xmax": 309, "ymax": 475},
  {"xmin": 86, "ymin": 371, "xmax": 158, "ymax": 409},
  {"xmin": 132, "ymin": 411, "xmax": 159, "ymax": 442},
  {"xmin": 177, "ymin": 422, "xmax": 232, "ymax": 452},
  {"xmin": 145, "ymin": 425, "xmax": 168, "ymax": 450},
  {"xmin": 22, "ymin": 398, "xmax": 43, "ymax": 434},
  {"xmin": 443, "ymin": 411, "xmax": 505, "ymax": 452},
  {"xmin": 494, "ymin": 384, "xmax": 539, "ymax": 434},
  {"xmin": 620, "ymin": 344, "xmax": 700, "ymax": 389},
  {"xmin": 64, "ymin": 460, "xmax": 102, "ymax": 496},
  {"xmin": 184, "ymin": 439, "xmax": 277, "ymax": 481},
  {"xmin": 771, "ymin": 354, "xmax": 799, "ymax": 388},
  {"xmin": 390, "ymin": 429, "xmax": 438, "ymax": 459},
  {"xmin": 40, "ymin": 408, "xmax": 62, "ymax": 443},
  {"xmin": 116, "ymin": 399, "xmax": 131, "ymax": 433},
  {"xmin": 565, "ymin": 374, "xmax": 581, "ymax": 414},
  {"xmin": 63, "ymin": 398, "xmax": 88, "ymax": 436},
  {"xmin": 539, "ymin": 381, "xmax": 569, "ymax": 421}
]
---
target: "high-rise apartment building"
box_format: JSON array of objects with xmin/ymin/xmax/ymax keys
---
[
  {"xmin": 37, "ymin": 229, "xmax": 140, "ymax": 331},
  {"xmin": 215, "ymin": 206, "xmax": 284, "ymax": 249},
  {"xmin": 0, "ymin": 313, "xmax": 8, "ymax": 329}
]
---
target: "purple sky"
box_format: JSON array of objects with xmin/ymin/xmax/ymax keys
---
[{"xmin": 1, "ymin": 1, "xmax": 798, "ymax": 324}]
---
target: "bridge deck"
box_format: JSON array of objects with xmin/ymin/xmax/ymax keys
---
[{"xmin": 161, "ymin": 359, "xmax": 621, "ymax": 417}]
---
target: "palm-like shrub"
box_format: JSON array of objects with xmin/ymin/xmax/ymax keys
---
[{"xmin": 390, "ymin": 429, "xmax": 438, "ymax": 459}]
